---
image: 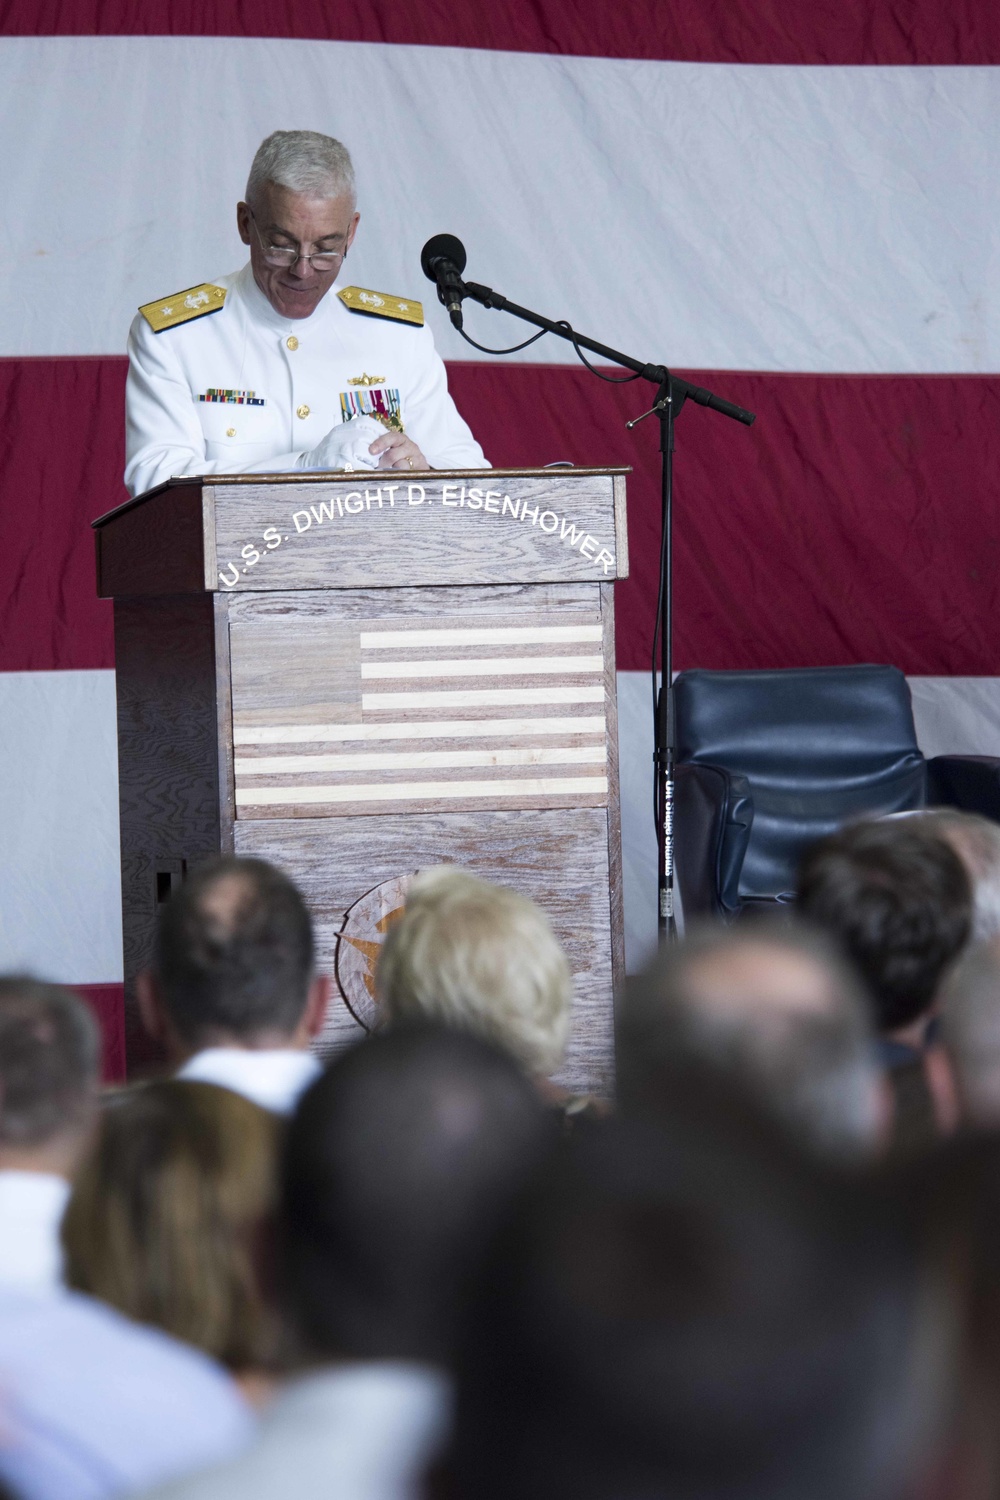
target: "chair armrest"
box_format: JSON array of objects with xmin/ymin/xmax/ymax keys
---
[
  {"xmin": 927, "ymin": 756, "xmax": 1000, "ymax": 821},
  {"xmin": 675, "ymin": 762, "xmax": 754, "ymax": 921}
]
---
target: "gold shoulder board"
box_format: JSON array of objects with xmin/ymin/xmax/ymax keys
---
[
  {"xmin": 139, "ymin": 283, "xmax": 227, "ymax": 333},
  {"xmin": 337, "ymin": 286, "xmax": 424, "ymax": 327}
]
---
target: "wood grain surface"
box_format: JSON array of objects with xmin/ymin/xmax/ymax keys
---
[
  {"xmin": 229, "ymin": 583, "xmax": 615, "ymax": 820},
  {"xmin": 113, "ymin": 593, "xmax": 229, "ymax": 1069},
  {"xmin": 210, "ymin": 472, "xmax": 625, "ymax": 592},
  {"xmin": 103, "ymin": 474, "xmax": 627, "ymax": 1082},
  {"xmin": 234, "ymin": 807, "xmax": 617, "ymax": 1096},
  {"xmin": 96, "ymin": 482, "xmax": 210, "ymax": 599}
]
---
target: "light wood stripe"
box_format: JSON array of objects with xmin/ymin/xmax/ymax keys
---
[
  {"xmin": 235, "ymin": 775, "xmax": 610, "ymax": 807},
  {"xmin": 359, "ymin": 625, "xmax": 603, "ymax": 649},
  {"xmin": 361, "ymin": 686, "xmax": 606, "ymax": 711},
  {"xmin": 235, "ymin": 744, "xmax": 608, "ymax": 775},
  {"xmin": 360, "ymin": 654, "xmax": 603, "ymax": 681},
  {"xmin": 233, "ymin": 715, "xmax": 608, "ymax": 745}
]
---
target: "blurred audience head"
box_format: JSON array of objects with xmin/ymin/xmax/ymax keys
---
[
  {"xmin": 618, "ymin": 922, "xmax": 882, "ymax": 1160},
  {"xmin": 455, "ymin": 1091, "xmax": 939, "ymax": 1500},
  {"xmin": 939, "ymin": 938, "xmax": 1000, "ymax": 1129},
  {"xmin": 797, "ymin": 819, "xmax": 972, "ymax": 1037},
  {"xmin": 376, "ymin": 867, "xmax": 572, "ymax": 1080},
  {"xmin": 62, "ymin": 1080, "xmax": 280, "ymax": 1374},
  {"xmin": 281, "ymin": 1024, "xmax": 553, "ymax": 1366},
  {"xmin": 0, "ymin": 976, "xmax": 100, "ymax": 1176},
  {"xmin": 139, "ymin": 856, "xmax": 326, "ymax": 1055},
  {"xmin": 917, "ymin": 810, "xmax": 1000, "ymax": 945}
]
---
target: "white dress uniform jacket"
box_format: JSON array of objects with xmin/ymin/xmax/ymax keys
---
[{"xmin": 125, "ymin": 263, "xmax": 489, "ymax": 498}]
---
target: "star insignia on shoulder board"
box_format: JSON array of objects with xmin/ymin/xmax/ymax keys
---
[
  {"xmin": 138, "ymin": 283, "xmax": 228, "ymax": 334},
  {"xmin": 337, "ymin": 286, "xmax": 424, "ymax": 327}
]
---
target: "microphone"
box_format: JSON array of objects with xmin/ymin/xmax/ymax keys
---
[{"xmin": 420, "ymin": 234, "xmax": 468, "ymax": 330}]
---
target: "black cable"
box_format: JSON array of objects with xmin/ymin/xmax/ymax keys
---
[
  {"xmin": 454, "ymin": 310, "xmax": 645, "ymax": 381},
  {"xmin": 455, "ymin": 325, "xmax": 551, "ymax": 356},
  {"xmin": 553, "ymin": 323, "xmax": 643, "ymax": 384}
]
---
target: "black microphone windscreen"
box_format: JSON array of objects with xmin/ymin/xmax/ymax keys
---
[{"xmin": 420, "ymin": 233, "xmax": 467, "ymax": 281}]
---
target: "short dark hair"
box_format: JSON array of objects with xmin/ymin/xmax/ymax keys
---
[
  {"xmin": 153, "ymin": 857, "xmax": 314, "ymax": 1045},
  {"xmin": 281, "ymin": 1024, "xmax": 553, "ymax": 1364},
  {"xmin": 0, "ymin": 976, "xmax": 100, "ymax": 1145},
  {"xmin": 455, "ymin": 1099, "xmax": 928, "ymax": 1500},
  {"xmin": 797, "ymin": 820, "xmax": 972, "ymax": 1032}
]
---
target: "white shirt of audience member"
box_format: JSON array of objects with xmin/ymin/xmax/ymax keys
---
[
  {"xmin": 177, "ymin": 1047, "xmax": 322, "ymax": 1116},
  {"xmin": 135, "ymin": 1362, "xmax": 450, "ymax": 1500},
  {"xmin": 0, "ymin": 1285, "xmax": 254, "ymax": 1500},
  {"xmin": 0, "ymin": 1172, "xmax": 71, "ymax": 1294}
]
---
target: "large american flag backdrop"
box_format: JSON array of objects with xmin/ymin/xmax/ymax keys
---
[{"xmin": 2, "ymin": 1, "xmax": 999, "ymax": 1077}]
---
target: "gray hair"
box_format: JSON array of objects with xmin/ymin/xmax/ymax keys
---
[
  {"xmin": 376, "ymin": 867, "xmax": 572, "ymax": 1079},
  {"xmin": 246, "ymin": 130, "xmax": 356, "ymax": 209},
  {"xmin": 0, "ymin": 976, "xmax": 100, "ymax": 1145},
  {"xmin": 916, "ymin": 810, "xmax": 1000, "ymax": 944},
  {"xmin": 618, "ymin": 921, "xmax": 882, "ymax": 1161},
  {"xmin": 940, "ymin": 936, "xmax": 1000, "ymax": 1125}
]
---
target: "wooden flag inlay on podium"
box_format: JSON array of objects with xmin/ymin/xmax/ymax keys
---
[{"xmin": 231, "ymin": 614, "xmax": 610, "ymax": 817}]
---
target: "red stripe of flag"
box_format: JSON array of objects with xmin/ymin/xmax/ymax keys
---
[
  {"xmin": 2, "ymin": 0, "xmax": 999, "ymax": 64},
  {"xmin": 3, "ymin": 356, "xmax": 999, "ymax": 676}
]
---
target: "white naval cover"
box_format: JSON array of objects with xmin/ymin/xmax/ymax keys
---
[{"xmin": 125, "ymin": 263, "xmax": 489, "ymax": 497}]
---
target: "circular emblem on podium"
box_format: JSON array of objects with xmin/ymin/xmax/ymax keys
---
[{"xmin": 334, "ymin": 870, "xmax": 422, "ymax": 1031}]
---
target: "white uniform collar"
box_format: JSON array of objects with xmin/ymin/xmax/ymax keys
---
[{"xmin": 235, "ymin": 260, "xmax": 344, "ymax": 336}]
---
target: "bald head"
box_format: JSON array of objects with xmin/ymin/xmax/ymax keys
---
[
  {"xmin": 914, "ymin": 811, "xmax": 1000, "ymax": 946},
  {"xmin": 683, "ymin": 939, "xmax": 849, "ymax": 1025},
  {"xmin": 150, "ymin": 857, "xmax": 315, "ymax": 1048},
  {"xmin": 618, "ymin": 923, "xmax": 881, "ymax": 1159}
]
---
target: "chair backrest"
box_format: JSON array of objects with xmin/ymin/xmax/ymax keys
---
[{"xmin": 674, "ymin": 665, "xmax": 928, "ymax": 903}]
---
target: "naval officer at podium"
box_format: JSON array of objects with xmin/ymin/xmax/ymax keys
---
[{"xmin": 124, "ymin": 130, "xmax": 489, "ymax": 499}]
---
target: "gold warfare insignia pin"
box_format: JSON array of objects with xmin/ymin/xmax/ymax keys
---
[
  {"xmin": 139, "ymin": 283, "xmax": 227, "ymax": 333},
  {"xmin": 337, "ymin": 287, "xmax": 424, "ymax": 327},
  {"xmin": 347, "ymin": 373, "xmax": 386, "ymax": 386}
]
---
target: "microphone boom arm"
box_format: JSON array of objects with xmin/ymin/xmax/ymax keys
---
[
  {"xmin": 455, "ymin": 274, "xmax": 755, "ymax": 944},
  {"xmin": 460, "ymin": 280, "xmax": 756, "ymax": 427}
]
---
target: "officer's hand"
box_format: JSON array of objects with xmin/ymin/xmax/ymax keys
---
[
  {"xmin": 299, "ymin": 416, "xmax": 383, "ymax": 471},
  {"xmin": 369, "ymin": 429, "xmax": 429, "ymax": 471}
]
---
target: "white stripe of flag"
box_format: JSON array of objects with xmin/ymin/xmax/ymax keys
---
[
  {"xmin": 233, "ymin": 715, "xmax": 608, "ymax": 745},
  {"xmin": 235, "ymin": 744, "xmax": 608, "ymax": 775},
  {"xmin": 235, "ymin": 775, "xmax": 610, "ymax": 807},
  {"xmin": 360, "ymin": 654, "xmax": 604, "ymax": 680},
  {"xmin": 361, "ymin": 685, "xmax": 605, "ymax": 710},
  {"xmin": 359, "ymin": 625, "xmax": 604, "ymax": 648}
]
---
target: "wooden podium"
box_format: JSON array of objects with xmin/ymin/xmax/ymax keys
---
[{"xmin": 94, "ymin": 467, "xmax": 629, "ymax": 1093}]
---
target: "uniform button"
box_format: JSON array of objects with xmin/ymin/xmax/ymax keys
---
[
  {"xmin": 286, "ymin": 335, "xmax": 299, "ymax": 351},
  {"xmin": 226, "ymin": 427, "xmax": 236, "ymax": 437},
  {"xmin": 296, "ymin": 404, "xmax": 310, "ymax": 419}
]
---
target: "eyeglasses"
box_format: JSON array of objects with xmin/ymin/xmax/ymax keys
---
[{"xmin": 247, "ymin": 208, "xmax": 346, "ymax": 272}]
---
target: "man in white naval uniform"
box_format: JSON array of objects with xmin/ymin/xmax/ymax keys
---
[{"xmin": 125, "ymin": 130, "xmax": 489, "ymax": 498}]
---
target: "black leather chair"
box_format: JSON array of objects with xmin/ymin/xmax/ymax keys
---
[{"xmin": 674, "ymin": 664, "xmax": 1000, "ymax": 920}]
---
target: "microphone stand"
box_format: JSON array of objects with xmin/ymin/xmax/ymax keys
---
[{"xmin": 457, "ymin": 277, "xmax": 755, "ymax": 943}]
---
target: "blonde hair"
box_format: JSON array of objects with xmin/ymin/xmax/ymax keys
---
[
  {"xmin": 376, "ymin": 867, "xmax": 572, "ymax": 1078},
  {"xmin": 62, "ymin": 1081, "xmax": 280, "ymax": 1372}
]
